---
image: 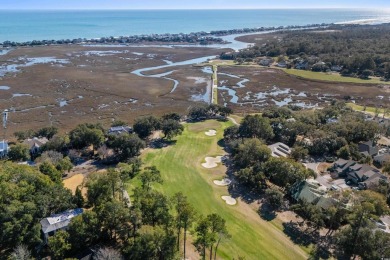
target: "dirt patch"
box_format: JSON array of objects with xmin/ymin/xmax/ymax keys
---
[
  {"xmin": 318, "ymin": 162, "xmax": 332, "ymax": 174},
  {"xmin": 63, "ymin": 174, "xmax": 85, "ymax": 195}
]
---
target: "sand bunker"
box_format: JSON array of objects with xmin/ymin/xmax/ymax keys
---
[
  {"xmin": 205, "ymin": 129, "xmax": 217, "ymax": 136},
  {"xmin": 213, "ymin": 178, "xmax": 232, "ymax": 186},
  {"xmin": 221, "ymin": 196, "xmax": 237, "ymax": 205},
  {"xmin": 201, "ymin": 156, "xmax": 222, "ymax": 168}
]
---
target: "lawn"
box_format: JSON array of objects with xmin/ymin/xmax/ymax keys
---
[
  {"xmin": 128, "ymin": 119, "xmax": 307, "ymax": 259},
  {"xmin": 281, "ymin": 68, "xmax": 388, "ymax": 85},
  {"xmin": 346, "ymin": 102, "xmax": 387, "ymax": 116}
]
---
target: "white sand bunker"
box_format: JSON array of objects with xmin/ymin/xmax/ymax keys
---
[
  {"xmin": 205, "ymin": 129, "xmax": 217, "ymax": 136},
  {"xmin": 221, "ymin": 196, "xmax": 237, "ymax": 205},
  {"xmin": 201, "ymin": 156, "xmax": 222, "ymax": 168},
  {"xmin": 213, "ymin": 178, "xmax": 232, "ymax": 186}
]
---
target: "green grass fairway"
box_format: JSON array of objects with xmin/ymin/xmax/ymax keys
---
[
  {"xmin": 346, "ymin": 102, "xmax": 387, "ymax": 115},
  {"xmin": 130, "ymin": 120, "xmax": 307, "ymax": 259},
  {"xmin": 281, "ymin": 68, "xmax": 387, "ymax": 85}
]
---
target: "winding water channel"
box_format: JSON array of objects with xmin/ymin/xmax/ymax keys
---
[{"xmin": 130, "ymin": 33, "xmax": 255, "ymax": 97}]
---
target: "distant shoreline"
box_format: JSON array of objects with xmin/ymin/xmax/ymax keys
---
[
  {"xmin": 2, "ymin": 22, "xmax": 389, "ymax": 49},
  {"xmin": 1, "ymin": 23, "xmax": 330, "ymax": 48}
]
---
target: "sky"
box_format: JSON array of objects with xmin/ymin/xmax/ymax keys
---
[{"xmin": 1, "ymin": 0, "xmax": 390, "ymax": 10}]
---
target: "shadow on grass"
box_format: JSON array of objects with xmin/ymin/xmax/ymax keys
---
[
  {"xmin": 217, "ymin": 138, "xmax": 226, "ymax": 149},
  {"xmin": 282, "ymin": 222, "xmax": 317, "ymax": 247},
  {"xmin": 227, "ymin": 181, "xmax": 263, "ymax": 204},
  {"xmin": 150, "ymin": 139, "xmax": 177, "ymax": 149},
  {"xmin": 258, "ymin": 203, "xmax": 277, "ymax": 221}
]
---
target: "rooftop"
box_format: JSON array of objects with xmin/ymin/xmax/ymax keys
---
[
  {"xmin": 40, "ymin": 208, "xmax": 83, "ymax": 234},
  {"xmin": 268, "ymin": 142, "xmax": 291, "ymax": 158}
]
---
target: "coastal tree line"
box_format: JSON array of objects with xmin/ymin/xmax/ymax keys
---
[{"xmin": 221, "ymin": 24, "xmax": 390, "ymax": 80}]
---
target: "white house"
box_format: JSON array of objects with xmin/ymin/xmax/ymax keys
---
[
  {"xmin": 40, "ymin": 208, "xmax": 83, "ymax": 243},
  {"xmin": 268, "ymin": 142, "xmax": 291, "ymax": 158}
]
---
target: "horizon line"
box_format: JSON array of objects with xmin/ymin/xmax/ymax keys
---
[{"xmin": 1, "ymin": 7, "xmax": 389, "ymax": 11}]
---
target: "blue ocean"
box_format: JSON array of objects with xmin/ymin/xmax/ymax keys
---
[{"xmin": 0, "ymin": 9, "xmax": 390, "ymax": 42}]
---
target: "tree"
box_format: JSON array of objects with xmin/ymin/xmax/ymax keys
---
[
  {"xmin": 39, "ymin": 150, "xmax": 63, "ymax": 165},
  {"xmin": 111, "ymin": 120, "xmax": 127, "ymax": 127},
  {"xmin": 161, "ymin": 119, "xmax": 184, "ymax": 140},
  {"xmin": 73, "ymin": 187, "xmax": 84, "ymax": 208},
  {"xmin": 56, "ymin": 157, "xmax": 73, "ymax": 173},
  {"xmin": 207, "ymin": 214, "xmax": 229, "ymax": 260},
  {"xmin": 41, "ymin": 135, "xmax": 69, "ymax": 153},
  {"xmin": 69, "ymin": 123, "xmax": 104, "ymax": 151},
  {"xmin": 233, "ymin": 138, "xmax": 271, "ymax": 169},
  {"xmin": 95, "ymin": 247, "xmax": 123, "ymax": 260},
  {"xmin": 48, "ymin": 230, "xmax": 71, "ymax": 259},
  {"xmin": 193, "ymin": 214, "xmax": 228, "ymax": 260},
  {"xmin": 95, "ymin": 200, "xmax": 131, "ymax": 242},
  {"xmin": 265, "ymin": 188, "xmax": 284, "ymax": 210},
  {"xmin": 106, "ymin": 134, "xmax": 145, "ymax": 162},
  {"xmin": 133, "ymin": 189, "xmax": 171, "ymax": 227},
  {"xmin": 290, "ymin": 146, "xmax": 308, "ymax": 161},
  {"xmin": 0, "ymin": 162, "xmax": 74, "ymax": 251},
  {"xmin": 133, "ymin": 116, "xmax": 160, "ymax": 139},
  {"xmin": 36, "ymin": 126, "xmax": 58, "ymax": 139},
  {"xmin": 13, "ymin": 129, "xmax": 35, "ymax": 142},
  {"xmin": 67, "ymin": 211, "xmax": 100, "ymax": 252},
  {"xmin": 8, "ymin": 144, "xmax": 29, "ymax": 162},
  {"xmin": 86, "ymin": 171, "xmax": 120, "ymax": 206},
  {"xmin": 140, "ymin": 166, "xmax": 163, "ymax": 191},
  {"xmin": 39, "ymin": 161, "xmax": 62, "ymax": 183},
  {"xmin": 118, "ymin": 158, "xmax": 142, "ymax": 179},
  {"xmin": 188, "ymin": 105, "xmax": 208, "ymax": 120},
  {"xmin": 223, "ymin": 125, "xmax": 239, "ymax": 141},
  {"xmin": 173, "ymin": 192, "xmax": 197, "ymax": 259},
  {"xmin": 10, "ymin": 244, "xmax": 32, "ymax": 260},
  {"xmin": 162, "ymin": 112, "xmax": 181, "ymax": 121},
  {"xmin": 194, "ymin": 217, "xmax": 213, "ymax": 260},
  {"xmin": 239, "ymin": 114, "xmax": 274, "ymax": 141},
  {"xmin": 263, "ymin": 158, "xmax": 314, "ymax": 190},
  {"xmin": 337, "ymin": 145, "xmax": 351, "ymax": 160}
]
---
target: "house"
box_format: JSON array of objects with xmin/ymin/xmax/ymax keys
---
[
  {"xmin": 332, "ymin": 159, "xmax": 387, "ymax": 189},
  {"xmin": 259, "ymin": 58, "xmax": 273, "ymax": 67},
  {"xmin": 268, "ymin": 142, "xmax": 291, "ymax": 158},
  {"xmin": 374, "ymin": 153, "xmax": 390, "ymax": 166},
  {"xmin": 358, "ymin": 140, "xmax": 379, "ymax": 157},
  {"xmin": 291, "ymin": 179, "xmax": 337, "ymax": 210},
  {"xmin": 330, "ymin": 65, "xmax": 343, "ymax": 72},
  {"xmin": 295, "ymin": 61, "xmax": 309, "ymax": 70},
  {"xmin": 276, "ymin": 61, "xmax": 288, "ymax": 68},
  {"xmin": 23, "ymin": 137, "xmax": 49, "ymax": 155},
  {"xmin": 40, "ymin": 208, "xmax": 83, "ymax": 243},
  {"xmin": 108, "ymin": 126, "xmax": 133, "ymax": 135},
  {"xmin": 331, "ymin": 159, "xmax": 356, "ymax": 177},
  {"xmin": 0, "ymin": 140, "xmax": 9, "ymax": 158}
]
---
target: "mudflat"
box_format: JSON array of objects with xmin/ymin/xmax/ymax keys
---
[{"xmin": 0, "ymin": 44, "xmax": 229, "ymax": 136}]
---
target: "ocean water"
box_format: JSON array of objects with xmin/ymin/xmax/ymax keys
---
[{"xmin": 0, "ymin": 9, "xmax": 390, "ymax": 42}]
